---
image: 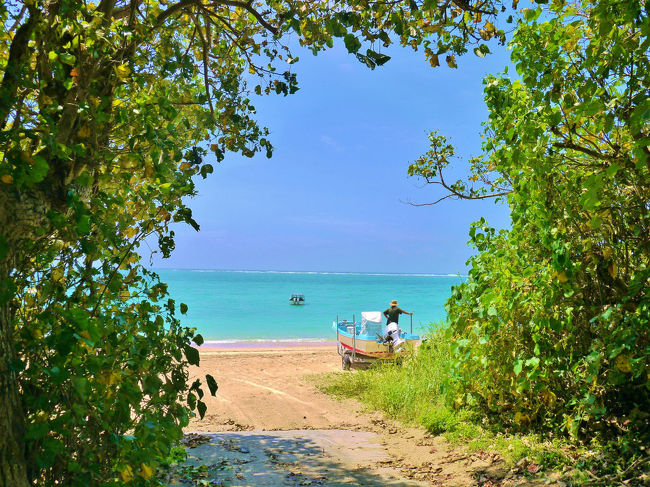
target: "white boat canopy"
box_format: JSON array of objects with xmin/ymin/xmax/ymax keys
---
[{"xmin": 361, "ymin": 311, "xmax": 383, "ymax": 335}]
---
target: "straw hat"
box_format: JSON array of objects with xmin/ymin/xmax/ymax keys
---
[{"xmin": 390, "ymin": 300, "xmax": 398, "ymax": 306}]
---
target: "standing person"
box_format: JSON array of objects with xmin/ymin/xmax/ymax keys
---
[{"xmin": 383, "ymin": 300, "xmax": 412, "ymax": 325}]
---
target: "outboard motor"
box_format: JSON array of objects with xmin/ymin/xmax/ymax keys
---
[{"xmin": 384, "ymin": 322, "xmax": 405, "ymax": 350}]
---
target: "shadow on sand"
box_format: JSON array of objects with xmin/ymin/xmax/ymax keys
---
[{"xmin": 167, "ymin": 430, "xmax": 428, "ymax": 486}]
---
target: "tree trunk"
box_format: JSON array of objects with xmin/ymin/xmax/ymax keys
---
[
  {"xmin": 0, "ymin": 261, "xmax": 29, "ymax": 487},
  {"xmin": 0, "ymin": 189, "xmax": 32, "ymax": 486}
]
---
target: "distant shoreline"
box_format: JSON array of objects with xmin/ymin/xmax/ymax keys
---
[{"xmin": 154, "ymin": 268, "xmax": 467, "ymax": 278}]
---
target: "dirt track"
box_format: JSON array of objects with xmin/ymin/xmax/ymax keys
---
[{"xmin": 181, "ymin": 346, "xmax": 549, "ymax": 486}]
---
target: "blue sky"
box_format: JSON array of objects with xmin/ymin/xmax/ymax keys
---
[{"xmin": 149, "ymin": 40, "xmax": 513, "ymax": 274}]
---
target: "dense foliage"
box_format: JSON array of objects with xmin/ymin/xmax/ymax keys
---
[
  {"xmin": 410, "ymin": 0, "xmax": 649, "ymax": 463},
  {"xmin": 0, "ymin": 0, "xmax": 512, "ymax": 484}
]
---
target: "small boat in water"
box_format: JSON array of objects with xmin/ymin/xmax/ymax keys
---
[
  {"xmin": 289, "ymin": 293, "xmax": 305, "ymax": 305},
  {"xmin": 335, "ymin": 311, "xmax": 420, "ymax": 369}
]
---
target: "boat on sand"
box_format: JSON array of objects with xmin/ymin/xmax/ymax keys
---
[{"xmin": 335, "ymin": 311, "xmax": 420, "ymax": 370}]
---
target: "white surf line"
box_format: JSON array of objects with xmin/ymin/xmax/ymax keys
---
[{"xmin": 232, "ymin": 378, "xmax": 312, "ymax": 406}]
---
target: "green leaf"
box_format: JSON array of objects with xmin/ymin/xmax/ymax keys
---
[
  {"xmin": 331, "ymin": 20, "xmax": 347, "ymax": 37},
  {"xmin": 59, "ymin": 53, "xmax": 76, "ymax": 65},
  {"xmin": 197, "ymin": 400, "xmax": 207, "ymax": 419},
  {"xmin": 39, "ymin": 438, "xmax": 65, "ymax": 468},
  {"xmin": 473, "ymin": 44, "xmax": 491, "ymax": 58},
  {"xmin": 76, "ymin": 215, "xmax": 91, "ymax": 234},
  {"xmin": 184, "ymin": 345, "xmax": 200, "ymax": 366},
  {"xmin": 192, "ymin": 379, "xmax": 204, "ymax": 399},
  {"xmin": 200, "ymin": 164, "xmax": 213, "ymax": 178},
  {"xmin": 391, "ymin": 13, "xmax": 404, "ymax": 36},
  {"xmin": 525, "ymin": 357, "xmax": 540, "ymax": 369},
  {"xmin": 590, "ymin": 215, "xmax": 602, "ymax": 229},
  {"xmin": 366, "ymin": 49, "xmax": 391, "ymax": 66},
  {"xmin": 205, "ymin": 374, "xmax": 218, "ymax": 396},
  {"xmin": 356, "ymin": 53, "xmax": 375, "ymax": 69},
  {"xmin": 193, "ymin": 333, "xmax": 203, "ymax": 345},
  {"xmin": 343, "ymin": 34, "xmax": 361, "ymax": 53},
  {"xmin": 579, "ymin": 189, "xmax": 600, "ymax": 211},
  {"xmin": 30, "ymin": 156, "xmax": 49, "ymax": 183},
  {"xmin": 26, "ymin": 421, "xmax": 51, "ymax": 440},
  {"xmin": 522, "ymin": 8, "xmax": 539, "ymax": 21},
  {"xmin": 75, "ymin": 171, "xmax": 93, "ymax": 187},
  {"xmin": 71, "ymin": 376, "xmax": 90, "ymax": 400},
  {"xmin": 605, "ymin": 163, "xmax": 622, "ymax": 178},
  {"xmin": 187, "ymin": 392, "xmax": 196, "ymax": 410},
  {"xmin": 598, "ymin": 18, "xmax": 613, "ymax": 37},
  {"xmin": 180, "ymin": 303, "xmax": 188, "ymax": 314}
]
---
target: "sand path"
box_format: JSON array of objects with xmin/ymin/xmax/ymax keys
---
[{"xmin": 176, "ymin": 345, "xmax": 541, "ymax": 486}]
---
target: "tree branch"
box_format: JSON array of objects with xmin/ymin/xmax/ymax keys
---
[
  {"xmin": 451, "ymin": 0, "xmax": 496, "ymax": 15},
  {"xmin": 8, "ymin": 5, "xmax": 27, "ymax": 33},
  {"xmin": 155, "ymin": 0, "xmax": 278, "ymax": 40},
  {"xmin": 406, "ymin": 194, "xmax": 457, "ymax": 206},
  {"xmin": 552, "ymin": 141, "xmax": 609, "ymax": 160},
  {"xmin": 97, "ymin": 0, "xmax": 118, "ymax": 18},
  {"xmin": 112, "ymin": 0, "xmax": 143, "ymax": 22},
  {"xmin": 0, "ymin": 8, "xmax": 38, "ymax": 129},
  {"xmin": 411, "ymin": 157, "xmax": 512, "ymax": 205},
  {"xmin": 192, "ymin": 14, "xmax": 216, "ymax": 121},
  {"xmin": 208, "ymin": 0, "xmax": 279, "ymax": 34},
  {"xmin": 155, "ymin": 0, "xmax": 200, "ymax": 28}
]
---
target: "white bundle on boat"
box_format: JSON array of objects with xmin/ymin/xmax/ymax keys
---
[{"xmin": 360, "ymin": 311, "xmax": 383, "ymax": 336}]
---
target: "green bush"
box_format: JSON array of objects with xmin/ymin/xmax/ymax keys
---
[
  {"xmin": 16, "ymin": 264, "xmax": 208, "ymax": 485},
  {"xmin": 411, "ymin": 0, "xmax": 649, "ymax": 447}
]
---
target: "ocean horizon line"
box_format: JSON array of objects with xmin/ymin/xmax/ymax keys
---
[{"xmin": 152, "ymin": 268, "xmax": 467, "ymax": 278}]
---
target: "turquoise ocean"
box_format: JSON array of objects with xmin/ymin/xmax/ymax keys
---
[{"xmin": 155, "ymin": 270, "xmax": 465, "ymax": 343}]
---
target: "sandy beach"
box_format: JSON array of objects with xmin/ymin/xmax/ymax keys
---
[
  {"xmin": 189, "ymin": 342, "xmax": 357, "ymax": 432},
  {"xmin": 181, "ymin": 342, "xmax": 545, "ymax": 486}
]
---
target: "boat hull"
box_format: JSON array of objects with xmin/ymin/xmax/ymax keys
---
[{"xmin": 336, "ymin": 325, "xmax": 420, "ymax": 360}]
